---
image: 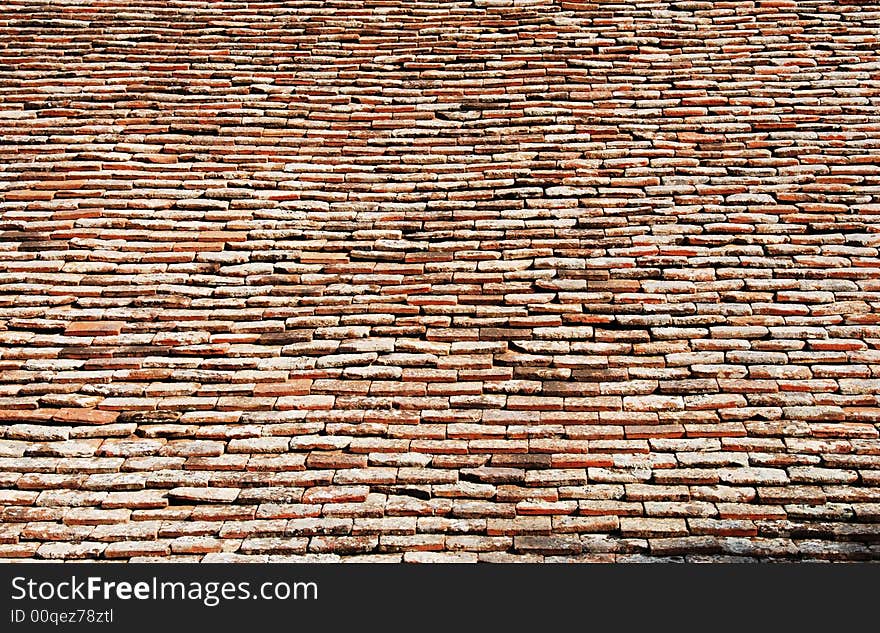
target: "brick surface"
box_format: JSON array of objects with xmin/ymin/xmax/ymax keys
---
[{"xmin": 1, "ymin": 0, "xmax": 880, "ymax": 561}]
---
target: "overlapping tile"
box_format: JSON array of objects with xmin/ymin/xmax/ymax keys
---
[{"xmin": 1, "ymin": 0, "xmax": 880, "ymax": 561}]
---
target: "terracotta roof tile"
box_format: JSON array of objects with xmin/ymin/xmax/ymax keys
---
[{"xmin": 1, "ymin": 0, "xmax": 880, "ymax": 562}]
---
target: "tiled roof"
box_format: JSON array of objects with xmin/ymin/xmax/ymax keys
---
[{"xmin": 2, "ymin": 0, "xmax": 880, "ymax": 562}]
